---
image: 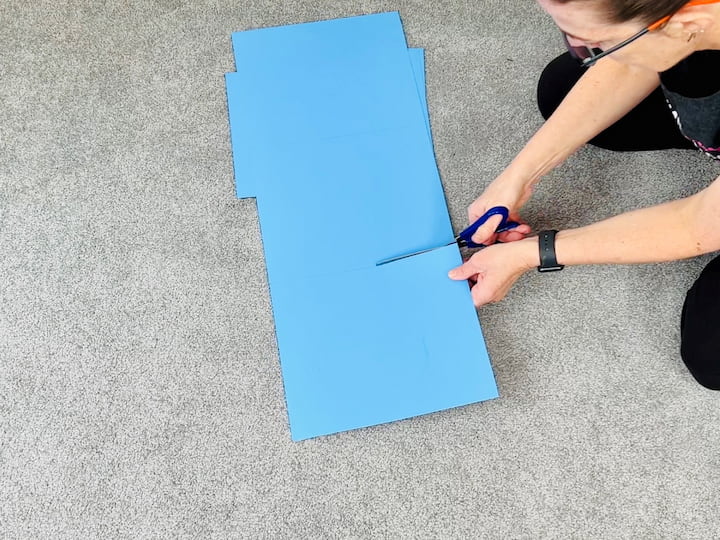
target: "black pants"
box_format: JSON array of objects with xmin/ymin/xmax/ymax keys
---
[{"xmin": 537, "ymin": 52, "xmax": 720, "ymax": 390}]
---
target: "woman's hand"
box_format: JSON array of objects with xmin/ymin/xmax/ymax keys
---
[
  {"xmin": 448, "ymin": 240, "xmax": 537, "ymax": 308},
  {"xmin": 467, "ymin": 175, "xmax": 534, "ymax": 245}
]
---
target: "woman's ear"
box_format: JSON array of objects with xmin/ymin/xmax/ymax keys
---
[
  {"xmin": 664, "ymin": 7, "xmax": 715, "ymax": 38},
  {"xmin": 660, "ymin": 20, "xmax": 687, "ymax": 40},
  {"xmin": 687, "ymin": 16, "xmax": 715, "ymax": 34}
]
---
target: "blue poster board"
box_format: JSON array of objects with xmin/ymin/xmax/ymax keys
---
[{"xmin": 226, "ymin": 12, "xmax": 498, "ymax": 440}]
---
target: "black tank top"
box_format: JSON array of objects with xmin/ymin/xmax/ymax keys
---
[{"xmin": 660, "ymin": 50, "xmax": 720, "ymax": 160}]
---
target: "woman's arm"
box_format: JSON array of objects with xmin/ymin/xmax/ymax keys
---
[
  {"xmin": 547, "ymin": 175, "xmax": 720, "ymax": 266},
  {"xmin": 469, "ymin": 57, "xmax": 662, "ymax": 243},
  {"xmin": 505, "ymin": 56, "xmax": 661, "ymax": 189},
  {"xmin": 451, "ymin": 175, "xmax": 720, "ymax": 307}
]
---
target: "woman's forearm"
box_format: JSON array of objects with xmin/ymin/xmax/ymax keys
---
[
  {"xmin": 504, "ymin": 57, "xmax": 661, "ymax": 188},
  {"xmin": 513, "ymin": 176, "xmax": 720, "ymax": 268}
]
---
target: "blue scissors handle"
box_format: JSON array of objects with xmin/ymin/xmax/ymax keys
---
[{"xmin": 456, "ymin": 206, "xmax": 520, "ymax": 249}]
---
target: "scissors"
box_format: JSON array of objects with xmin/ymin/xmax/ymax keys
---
[{"xmin": 376, "ymin": 206, "xmax": 520, "ymax": 266}]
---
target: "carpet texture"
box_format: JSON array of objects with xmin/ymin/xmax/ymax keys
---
[{"xmin": 1, "ymin": 0, "xmax": 718, "ymax": 538}]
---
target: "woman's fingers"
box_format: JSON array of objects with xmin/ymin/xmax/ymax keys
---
[{"xmin": 497, "ymin": 223, "xmax": 532, "ymax": 243}]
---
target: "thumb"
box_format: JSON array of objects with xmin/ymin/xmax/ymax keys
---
[
  {"xmin": 470, "ymin": 214, "xmax": 503, "ymax": 244},
  {"xmin": 448, "ymin": 260, "xmax": 479, "ymax": 281}
]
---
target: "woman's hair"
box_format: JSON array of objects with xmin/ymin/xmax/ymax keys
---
[{"xmin": 553, "ymin": 0, "xmax": 690, "ymax": 24}]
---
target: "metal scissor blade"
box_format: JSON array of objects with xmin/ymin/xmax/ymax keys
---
[{"xmin": 375, "ymin": 242, "xmax": 454, "ymax": 266}]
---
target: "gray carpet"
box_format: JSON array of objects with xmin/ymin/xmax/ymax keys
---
[{"xmin": 1, "ymin": 1, "xmax": 718, "ymax": 538}]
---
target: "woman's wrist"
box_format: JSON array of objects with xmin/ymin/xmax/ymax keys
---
[
  {"xmin": 495, "ymin": 165, "xmax": 537, "ymax": 192},
  {"xmin": 510, "ymin": 235, "xmax": 542, "ymax": 271}
]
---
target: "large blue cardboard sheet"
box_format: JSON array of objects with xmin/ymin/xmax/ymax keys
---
[{"xmin": 227, "ymin": 12, "xmax": 498, "ymax": 440}]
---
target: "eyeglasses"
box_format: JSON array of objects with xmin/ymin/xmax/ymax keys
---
[{"xmin": 563, "ymin": 0, "xmax": 720, "ymax": 67}]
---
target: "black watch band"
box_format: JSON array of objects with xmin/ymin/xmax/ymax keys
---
[{"xmin": 537, "ymin": 230, "xmax": 564, "ymax": 272}]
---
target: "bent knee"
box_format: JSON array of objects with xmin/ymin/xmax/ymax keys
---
[
  {"xmin": 681, "ymin": 348, "xmax": 720, "ymax": 390},
  {"xmin": 536, "ymin": 52, "xmax": 583, "ymax": 120},
  {"xmin": 680, "ymin": 256, "xmax": 720, "ymax": 390}
]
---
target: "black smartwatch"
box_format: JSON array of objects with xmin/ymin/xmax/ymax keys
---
[{"xmin": 537, "ymin": 230, "xmax": 564, "ymax": 272}]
